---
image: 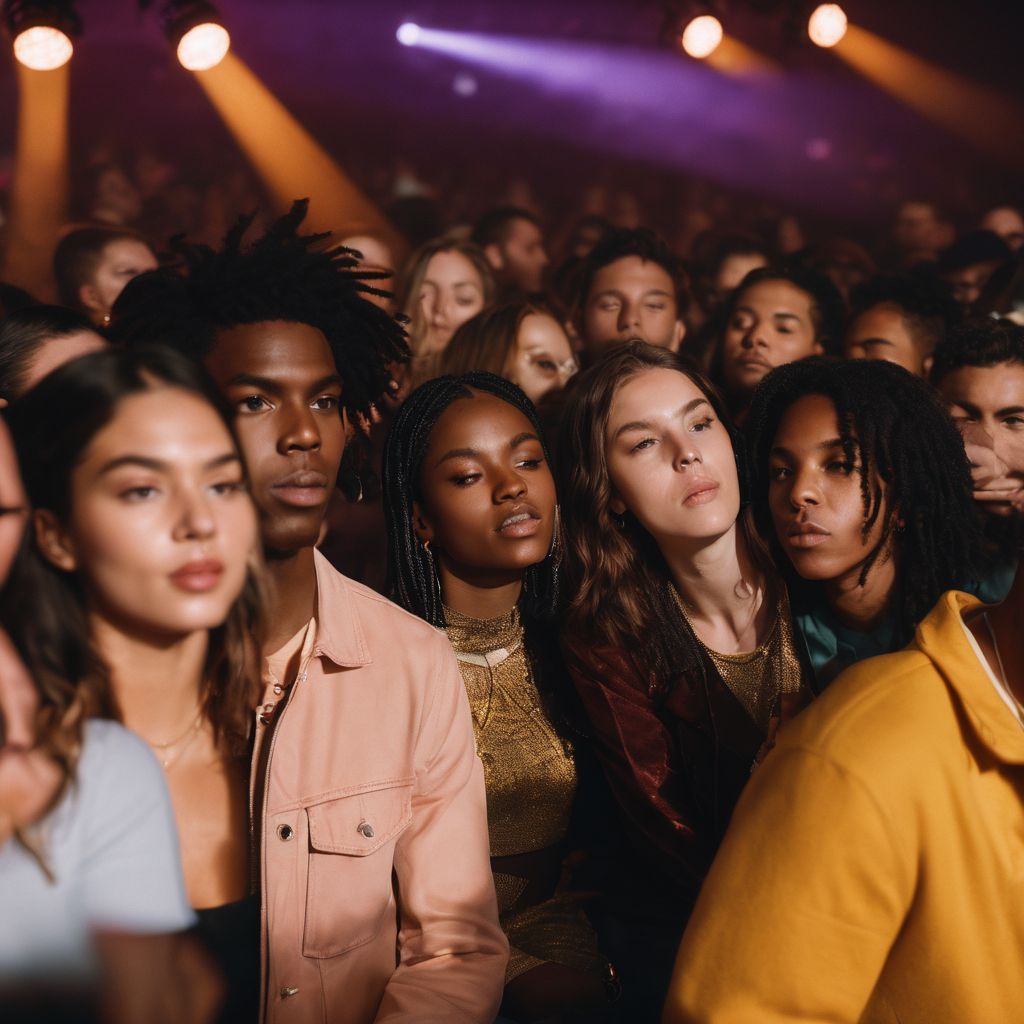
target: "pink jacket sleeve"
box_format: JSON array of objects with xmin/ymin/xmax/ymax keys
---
[{"xmin": 374, "ymin": 637, "xmax": 509, "ymax": 1023}]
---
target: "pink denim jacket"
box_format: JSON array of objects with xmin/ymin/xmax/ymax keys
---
[{"xmin": 253, "ymin": 552, "xmax": 507, "ymax": 1023}]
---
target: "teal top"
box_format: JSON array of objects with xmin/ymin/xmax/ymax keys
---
[{"xmin": 793, "ymin": 560, "xmax": 1017, "ymax": 691}]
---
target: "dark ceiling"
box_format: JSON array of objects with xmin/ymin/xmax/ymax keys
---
[{"xmin": 1, "ymin": 0, "xmax": 1022, "ymax": 230}]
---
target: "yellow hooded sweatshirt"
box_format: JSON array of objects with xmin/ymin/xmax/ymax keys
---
[{"xmin": 665, "ymin": 590, "xmax": 1024, "ymax": 1024}]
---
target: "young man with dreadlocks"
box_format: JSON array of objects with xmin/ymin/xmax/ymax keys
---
[
  {"xmin": 744, "ymin": 356, "xmax": 985, "ymax": 689},
  {"xmin": 110, "ymin": 201, "xmax": 507, "ymax": 1024},
  {"xmin": 664, "ymin": 394, "xmax": 1024, "ymax": 1024}
]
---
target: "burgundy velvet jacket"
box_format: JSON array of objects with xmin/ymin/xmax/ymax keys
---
[{"xmin": 561, "ymin": 631, "xmax": 809, "ymax": 908}]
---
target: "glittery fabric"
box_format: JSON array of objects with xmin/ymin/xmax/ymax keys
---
[
  {"xmin": 444, "ymin": 605, "xmax": 608, "ymax": 984},
  {"xmin": 673, "ymin": 588, "xmax": 804, "ymax": 732}
]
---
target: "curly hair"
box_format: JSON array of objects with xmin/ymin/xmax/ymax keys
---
[
  {"xmin": 108, "ymin": 199, "xmax": 409, "ymax": 422},
  {"xmin": 745, "ymin": 356, "xmax": 984, "ymax": 634}
]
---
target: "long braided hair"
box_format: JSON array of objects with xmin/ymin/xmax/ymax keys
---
[
  {"xmin": 746, "ymin": 356, "xmax": 984, "ymax": 634},
  {"xmin": 109, "ymin": 198, "xmax": 409, "ymax": 424},
  {"xmin": 381, "ymin": 372, "xmax": 558, "ymax": 627}
]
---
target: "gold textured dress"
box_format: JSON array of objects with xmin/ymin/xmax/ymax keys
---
[{"xmin": 444, "ymin": 605, "xmax": 608, "ymax": 983}]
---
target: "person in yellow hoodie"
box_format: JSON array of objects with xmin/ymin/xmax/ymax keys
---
[{"xmin": 663, "ymin": 506, "xmax": 1024, "ymax": 1022}]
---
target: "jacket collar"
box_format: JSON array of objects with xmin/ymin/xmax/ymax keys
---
[
  {"xmin": 311, "ymin": 550, "xmax": 373, "ymax": 668},
  {"xmin": 913, "ymin": 589, "xmax": 1024, "ymax": 765}
]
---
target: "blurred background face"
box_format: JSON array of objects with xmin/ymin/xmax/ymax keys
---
[
  {"xmin": 980, "ymin": 207, "xmax": 1024, "ymax": 252},
  {"xmin": 52, "ymin": 387, "xmax": 257, "ymax": 641},
  {"xmin": 504, "ymin": 313, "xmax": 576, "ymax": 405},
  {"xmin": 605, "ymin": 367, "xmax": 739, "ymax": 550},
  {"xmin": 582, "ymin": 256, "xmax": 683, "ymax": 357},
  {"xmin": 341, "ymin": 234, "xmax": 396, "ymax": 313},
  {"xmin": 713, "ymin": 252, "xmax": 768, "ymax": 305},
  {"xmin": 415, "ymin": 391, "xmax": 556, "ymax": 584},
  {"xmin": 499, "ymin": 217, "xmax": 548, "ymax": 294},
  {"xmin": 721, "ymin": 279, "xmax": 821, "ymax": 398},
  {"xmin": 417, "ymin": 251, "xmax": 487, "ymax": 356},
  {"xmin": 766, "ymin": 393, "xmax": 887, "ymax": 583},
  {"xmin": 81, "ymin": 239, "xmax": 158, "ymax": 322},
  {"xmin": 843, "ymin": 303, "xmax": 931, "ymax": 377}
]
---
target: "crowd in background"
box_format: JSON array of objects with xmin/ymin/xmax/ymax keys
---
[{"xmin": 0, "ymin": 136, "xmax": 1023, "ymax": 1024}]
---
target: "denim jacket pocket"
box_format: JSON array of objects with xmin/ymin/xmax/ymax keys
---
[{"xmin": 302, "ymin": 780, "xmax": 414, "ymax": 958}]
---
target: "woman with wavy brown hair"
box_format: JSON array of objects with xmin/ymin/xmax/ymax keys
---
[
  {"xmin": 2, "ymin": 346, "xmax": 262, "ymax": 1022},
  {"xmin": 557, "ymin": 341, "xmax": 812, "ymax": 1022}
]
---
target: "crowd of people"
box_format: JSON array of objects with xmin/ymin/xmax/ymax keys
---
[{"xmin": 0, "ymin": 150, "xmax": 1022, "ymax": 1024}]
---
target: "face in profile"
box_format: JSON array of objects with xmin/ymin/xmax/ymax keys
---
[
  {"xmin": 938, "ymin": 360, "xmax": 1024, "ymax": 517},
  {"xmin": 504, "ymin": 313, "xmax": 576, "ymax": 406},
  {"xmin": 414, "ymin": 391, "xmax": 556, "ymax": 586},
  {"xmin": 417, "ymin": 251, "xmax": 487, "ymax": 357},
  {"xmin": 81, "ymin": 239, "xmax": 158, "ymax": 323},
  {"xmin": 38, "ymin": 387, "xmax": 257, "ymax": 640},
  {"xmin": 721, "ymin": 279, "xmax": 822, "ymax": 399},
  {"xmin": 204, "ymin": 320, "xmax": 345, "ymax": 557},
  {"xmin": 582, "ymin": 256, "xmax": 685, "ymax": 358},
  {"xmin": 605, "ymin": 367, "xmax": 739, "ymax": 550},
  {"xmin": 766, "ymin": 393, "xmax": 889, "ymax": 584},
  {"xmin": 497, "ymin": 218, "xmax": 548, "ymax": 294},
  {"xmin": 844, "ymin": 303, "xmax": 932, "ymax": 377}
]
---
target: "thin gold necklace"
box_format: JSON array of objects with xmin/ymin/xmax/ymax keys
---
[{"xmin": 145, "ymin": 711, "xmax": 204, "ymax": 771}]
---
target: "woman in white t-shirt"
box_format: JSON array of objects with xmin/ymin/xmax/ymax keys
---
[{"xmin": 2, "ymin": 347, "xmax": 262, "ymax": 1020}]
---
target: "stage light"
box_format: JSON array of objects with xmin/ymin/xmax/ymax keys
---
[
  {"xmin": 177, "ymin": 20, "xmax": 229, "ymax": 70},
  {"xmin": 681, "ymin": 15, "xmax": 723, "ymax": 60},
  {"xmin": 397, "ymin": 22, "xmax": 421, "ymax": 46},
  {"xmin": 4, "ymin": 1, "xmax": 81, "ymax": 71},
  {"xmin": 808, "ymin": 4, "xmax": 848, "ymax": 48},
  {"xmin": 142, "ymin": 1, "xmax": 230, "ymax": 70}
]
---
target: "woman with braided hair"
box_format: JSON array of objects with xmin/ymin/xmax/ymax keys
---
[
  {"xmin": 746, "ymin": 356, "xmax": 986, "ymax": 689},
  {"xmin": 381, "ymin": 371, "xmax": 615, "ymax": 1022}
]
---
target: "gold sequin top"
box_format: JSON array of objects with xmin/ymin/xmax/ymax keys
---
[
  {"xmin": 443, "ymin": 605, "xmax": 577, "ymax": 858},
  {"xmin": 672, "ymin": 587, "xmax": 804, "ymax": 732}
]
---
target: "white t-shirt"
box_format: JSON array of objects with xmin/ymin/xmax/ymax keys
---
[{"xmin": 0, "ymin": 718, "xmax": 195, "ymax": 982}]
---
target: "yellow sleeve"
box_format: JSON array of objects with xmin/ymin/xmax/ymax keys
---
[{"xmin": 663, "ymin": 745, "xmax": 914, "ymax": 1024}]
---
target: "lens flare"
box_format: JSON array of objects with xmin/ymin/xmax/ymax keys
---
[
  {"xmin": 808, "ymin": 4, "xmax": 848, "ymax": 48},
  {"xmin": 177, "ymin": 22, "xmax": 231, "ymax": 71},
  {"xmin": 681, "ymin": 15, "xmax": 723, "ymax": 60},
  {"xmin": 397, "ymin": 22, "xmax": 421, "ymax": 47},
  {"xmin": 13, "ymin": 26, "xmax": 73, "ymax": 71}
]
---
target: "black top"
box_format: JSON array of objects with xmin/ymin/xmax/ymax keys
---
[{"xmin": 194, "ymin": 894, "xmax": 261, "ymax": 1024}]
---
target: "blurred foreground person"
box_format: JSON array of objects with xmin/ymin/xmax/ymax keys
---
[
  {"xmin": 558, "ymin": 343, "xmax": 811, "ymax": 1021},
  {"xmin": 0, "ymin": 306, "xmax": 106, "ymax": 406},
  {"xmin": 0, "ymin": 395, "xmax": 221, "ymax": 1024},
  {"xmin": 383, "ymin": 373, "xmax": 615, "ymax": 1022},
  {"xmin": 665, "ymin": 453, "xmax": 1024, "ymax": 1024},
  {"xmin": 112, "ymin": 201, "xmax": 507, "ymax": 1024}
]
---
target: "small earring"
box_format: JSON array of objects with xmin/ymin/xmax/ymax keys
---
[{"xmin": 102, "ymin": 312, "xmax": 111, "ymax": 327}]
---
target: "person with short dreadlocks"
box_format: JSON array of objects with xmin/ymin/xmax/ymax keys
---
[
  {"xmin": 110, "ymin": 201, "xmax": 507, "ymax": 1024},
  {"xmin": 745, "ymin": 356, "xmax": 985, "ymax": 689}
]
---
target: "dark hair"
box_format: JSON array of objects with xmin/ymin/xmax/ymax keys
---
[
  {"xmin": 576, "ymin": 227, "xmax": 690, "ymax": 318},
  {"xmin": 0, "ymin": 305, "xmax": 101, "ymax": 402},
  {"xmin": 3, "ymin": 346, "xmax": 263, "ymax": 756},
  {"xmin": 931, "ymin": 318, "xmax": 1024, "ymax": 385},
  {"xmin": 382, "ymin": 371, "xmax": 558, "ymax": 628},
  {"xmin": 849, "ymin": 272, "xmax": 960, "ymax": 355},
  {"xmin": 746, "ymin": 357, "xmax": 983, "ymax": 634},
  {"xmin": 471, "ymin": 206, "xmax": 541, "ymax": 250},
  {"xmin": 723, "ymin": 264, "xmax": 847, "ymax": 354},
  {"xmin": 53, "ymin": 225, "xmax": 153, "ymax": 313},
  {"xmin": 558, "ymin": 341, "xmax": 769, "ymax": 692},
  {"xmin": 0, "ymin": 281, "xmax": 38, "ymax": 319},
  {"xmin": 108, "ymin": 199, "xmax": 409, "ymax": 422}
]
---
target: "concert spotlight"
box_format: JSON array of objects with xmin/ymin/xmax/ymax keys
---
[
  {"xmin": 396, "ymin": 22, "xmax": 421, "ymax": 47},
  {"xmin": 141, "ymin": 1, "xmax": 230, "ymax": 71},
  {"xmin": 808, "ymin": 3, "xmax": 847, "ymax": 49},
  {"xmin": 681, "ymin": 14, "xmax": 723, "ymax": 60},
  {"xmin": 3, "ymin": 1, "xmax": 81, "ymax": 71}
]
